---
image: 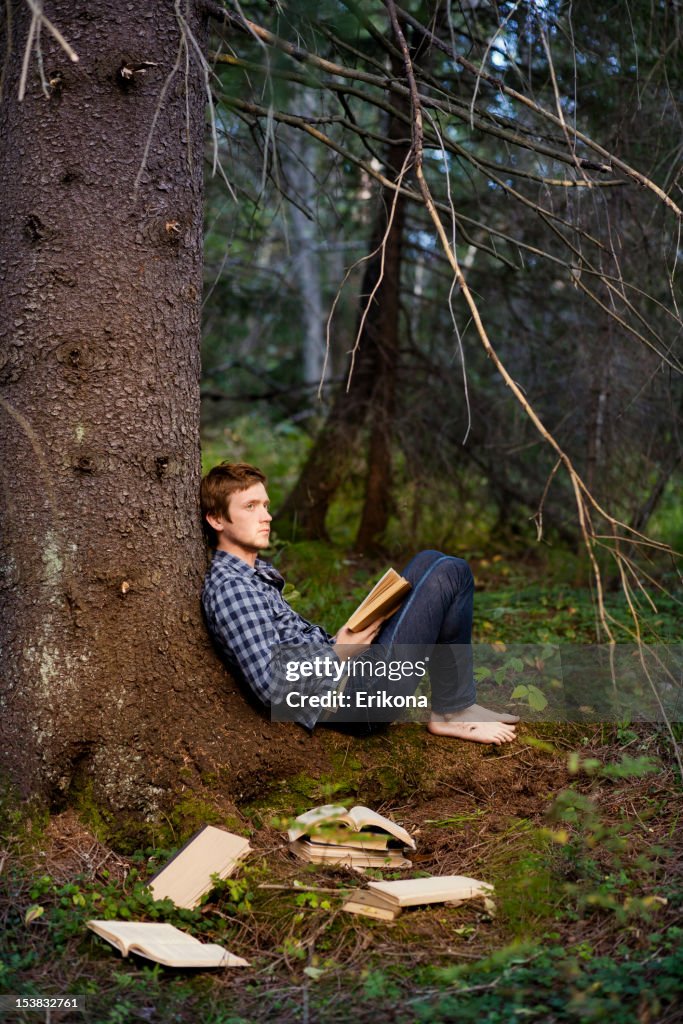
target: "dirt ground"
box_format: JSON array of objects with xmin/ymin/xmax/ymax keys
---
[{"xmin": 2, "ymin": 723, "xmax": 681, "ymax": 1023}]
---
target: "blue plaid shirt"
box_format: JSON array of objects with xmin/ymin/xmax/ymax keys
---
[{"xmin": 202, "ymin": 550, "xmax": 336, "ymax": 729}]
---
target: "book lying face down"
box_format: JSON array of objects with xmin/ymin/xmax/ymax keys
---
[
  {"xmin": 86, "ymin": 921, "xmax": 250, "ymax": 969},
  {"xmin": 148, "ymin": 825, "xmax": 251, "ymax": 909}
]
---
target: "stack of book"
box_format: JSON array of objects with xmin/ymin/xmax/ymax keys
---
[
  {"xmin": 342, "ymin": 875, "xmax": 494, "ymax": 921},
  {"xmin": 287, "ymin": 804, "xmax": 415, "ymax": 869}
]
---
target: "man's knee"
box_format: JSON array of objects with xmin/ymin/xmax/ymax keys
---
[
  {"xmin": 404, "ymin": 550, "xmax": 473, "ymax": 592},
  {"xmin": 446, "ymin": 556, "xmax": 473, "ymax": 586},
  {"xmin": 399, "ymin": 549, "xmax": 439, "ymax": 584}
]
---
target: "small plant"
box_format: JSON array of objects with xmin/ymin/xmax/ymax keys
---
[
  {"xmin": 510, "ymin": 682, "xmax": 548, "ymax": 711},
  {"xmin": 293, "ymin": 891, "xmax": 332, "ymax": 911}
]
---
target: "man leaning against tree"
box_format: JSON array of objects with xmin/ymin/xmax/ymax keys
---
[{"xmin": 200, "ymin": 462, "xmax": 518, "ymax": 744}]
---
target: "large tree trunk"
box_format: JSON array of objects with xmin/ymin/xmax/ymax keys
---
[{"xmin": 0, "ymin": 0, "xmax": 323, "ymax": 814}]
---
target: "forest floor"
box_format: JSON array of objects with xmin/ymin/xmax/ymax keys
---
[{"xmin": 1, "ymin": 549, "xmax": 681, "ymax": 1023}]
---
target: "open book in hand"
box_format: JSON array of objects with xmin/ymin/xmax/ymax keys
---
[
  {"xmin": 346, "ymin": 568, "xmax": 411, "ymax": 633},
  {"xmin": 86, "ymin": 921, "xmax": 250, "ymax": 968}
]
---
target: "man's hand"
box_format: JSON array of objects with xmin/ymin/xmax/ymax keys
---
[{"xmin": 333, "ymin": 618, "xmax": 383, "ymax": 660}]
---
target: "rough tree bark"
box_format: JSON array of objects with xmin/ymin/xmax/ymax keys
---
[{"xmin": 0, "ymin": 0, "xmax": 325, "ymax": 814}]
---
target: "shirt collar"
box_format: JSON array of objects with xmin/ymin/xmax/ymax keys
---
[{"xmin": 211, "ymin": 549, "xmax": 284, "ymax": 589}]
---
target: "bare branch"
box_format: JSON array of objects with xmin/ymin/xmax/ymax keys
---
[{"xmin": 383, "ymin": 0, "xmax": 680, "ymax": 658}]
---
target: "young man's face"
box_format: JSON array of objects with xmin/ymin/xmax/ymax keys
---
[{"xmin": 208, "ymin": 482, "xmax": 272, "ymax": 562}]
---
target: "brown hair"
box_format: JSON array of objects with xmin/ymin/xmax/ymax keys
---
[{"xmin": 200, "ymin": 461, "xmax": 267, "ymax": 545}]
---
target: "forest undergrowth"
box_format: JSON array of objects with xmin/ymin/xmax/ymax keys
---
[{"xmin": 1, "ymin": 540, "xmax": 681, "ymax": 1024}]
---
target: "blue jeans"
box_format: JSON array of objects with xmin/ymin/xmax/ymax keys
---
[{"xmin": 326, "ymin": 550, "xmax": 476, "ymax": 724}]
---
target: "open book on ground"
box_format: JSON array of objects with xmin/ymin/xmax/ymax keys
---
[
  {"xmin": 86, "ymin": 921, "xmax": 250, "ymax": 969},
  {"xmin": 342, "ymin": 875, "xmax": 493, "ymax": 920},
  {"xmin": 148, "ymin": 825, "xmax": 251, "ymax": 909},
  {"xmin": 288, "ymin": 804, "xmax": 415, "ymax": 868},
  {"xmin": 346, "ymin": 568, "xmax": 411, "ymax": 633}
]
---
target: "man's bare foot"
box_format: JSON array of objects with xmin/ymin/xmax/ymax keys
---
[
  {"xmin": 427, "ymin": 707, "xmax": 518, "ymax": 744},
  {"xmin": 427, "ymin": 716, "xmax": 516, "ymax": 744},
  {"xmin": 444, "ymin": 703, "xmax": 520, "ymax": 725}
]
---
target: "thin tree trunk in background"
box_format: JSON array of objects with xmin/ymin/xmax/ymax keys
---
[
  {"xmin": 286, "ymin": 91, "xmax": 327, "ymax": 390},
  {"xmin": 586, "ymin": 329, "xmax": 611, "ymax": 500},
  {"xmin": 353, "ymin": 171, "xmax": 407, "ymax": 552},
  {"xmin": 629, "ymin": 453, "xmax": 681, "ymax": 534},
  {"xmin": 276, "ymin": 58, "xmax": 410, "ymax": 541},
  {"xmin": 350, "ymin": 47, "xmax": 412, "ymax": 552},
  {"xmin": 272, "ymin": 211, "xmax": 385, "ymax": 539}
]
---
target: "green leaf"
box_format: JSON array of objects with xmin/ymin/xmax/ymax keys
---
[
  {"xmin": 527, "ymin": 685, "xmax": 548, "ymax": 711},
  {"xmin": 24, "ymin": 904, "xmax": 44, "ymax": 925}
]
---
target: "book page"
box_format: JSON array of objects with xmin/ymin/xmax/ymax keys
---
[
  {"xmin": 149, "ymin": 825, "xmax": 251, "ymax": 909},
  {"xmin": 347, "ymin": 807, "xmax": 415, "ymax": 849},
  {"xmin": 287, "ymin": 804, "xmax": 352, "ymax": 842},
  {"xmin": 307, "ymin": 829, "xmax": 391, "ymax": 850},
  {"xmin": 130, "ymin": 942, "xmax": 248, "ymax": 968},
  {"xmin": 87, "ymin": 921, "xmax": 249, "ymax": 968},
  {"xmin": 361, "ymin": 569, "xmax": 396, "ymax": 604},
  {"xmin": 341, "ymin": 888, "xmax": 398, "ymax": 910},
  {"xmin": 342, "ymin": 901, "xmax": 398, "ymax": 921},
  {"xmin": 288, "ymin": 804, "xmax": 415, "ymax": 849},
  {"xmin": 290, "ymin": 841, "xmax": 412, "ymax": 868},
  {"xmin": 367, "ymin": 875, "xmax": 493, "ymax": 907},
  {"xmin": 297, "ymin": 841, "xmax": 408, "ymax": 861},
  {"xmin": 87, "ymin": 920, "xmax": 184, "ymax": 954},
  {"xmin": 346, "ymin": 570, "xmax": 411, "ymax": 632}
]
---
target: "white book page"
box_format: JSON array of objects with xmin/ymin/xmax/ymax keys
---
[
  {"xmin": 130, "ymin": 942, "xmax": 248, "ymax": 968},
  {"xmin": 87, "ymin": 921, "xmax": 189, "ymax": 952},
  {"xmin": 347, "ymin": 807, "xmax": 415, "ymax": 849},
  {"xmin": 287, "ymin": 804, "xmax": 351, "ymax": 842},
  {"xmin": 87, "ymin": 921, "xmax": 249, "ymax": 967}
]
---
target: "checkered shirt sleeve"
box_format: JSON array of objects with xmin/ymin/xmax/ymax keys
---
[{"xmin": 202, "ymin": 552, "xmax": 337, "ymax": 729}]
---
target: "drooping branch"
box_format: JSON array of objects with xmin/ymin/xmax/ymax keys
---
[
  {"xmin": 392, "ymin": 2, "xmax": 683, "ymax": 219},
  {"xmin": 383, "ymin": 0, "xmax": 681, "ymax": 630},
  {"xmin": 220, "ymin": 91, "xmax": 682, "ymax": 374},
  {"xmin": 208, "ymin": 0, "xmax": 682, "ymax": 373},
  {"xmin": 207, "ymin": 3, "xmax": 625, "ymax": 175},
  {"xmin": 383, "ymin": 0, "xmax": 682, "ymax": 771}
]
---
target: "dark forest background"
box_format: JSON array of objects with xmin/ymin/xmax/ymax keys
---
[{"xmin": 200, "ymin": 0, "xmax": 682, "ymax": 576}]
